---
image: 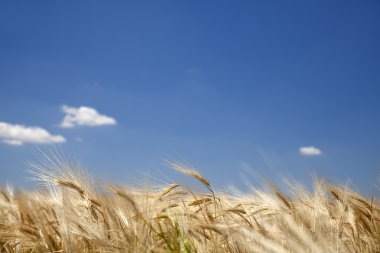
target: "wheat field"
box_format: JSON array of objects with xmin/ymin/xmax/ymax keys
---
[{"xmin": 0, "ymin": 155, "xmax": 379, "ymax": 253}]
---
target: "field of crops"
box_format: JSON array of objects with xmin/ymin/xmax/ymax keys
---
[{"xmin": 0, "ymin": 156, "xmax": 379, "ymax": 252}]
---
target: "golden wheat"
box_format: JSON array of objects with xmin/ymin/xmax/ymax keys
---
[{"xmin": 0, "ymin": 157, "xmax": 378, "ymax": 252}]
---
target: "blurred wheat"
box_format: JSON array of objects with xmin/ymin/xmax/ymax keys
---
[{"xmin": 0, "ymin": 156, "xmax": 378, "ymax": 252}]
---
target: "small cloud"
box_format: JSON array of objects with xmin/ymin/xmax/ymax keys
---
[
  {"xmin": 60, "ymin": 105, "xmax": 117, "ymax": 128},
  {"xmin": 3, "ymin": 139, "xmax": 23, "ymax": 146},
  {"xmin": 75, "ymin": 136, "xmax": 83, "ymax": 142},
  {"xmin": 0, "ymin": 122, "xmax": 65, "ymax": 146},
  {"xmin": 299, "ymin": 146, "xmax": 322, "ymax": 156}
]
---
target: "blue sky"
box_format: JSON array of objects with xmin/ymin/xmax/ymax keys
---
[{"xmin": 0, "ymin": 1, "xmax": 379, "ymax": 195}]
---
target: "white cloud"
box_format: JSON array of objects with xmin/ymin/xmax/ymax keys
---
[
  {"xmin": 299, "ymin": 146, "xmax": 322, "ymax": 156},
  {"xmin": 0, "ymin": 122, "xmax": 65, "ymax": 146},
  {"xmin": 75, "ymin": 136, "xmax": 83, "ymax": 142},
  {"xmin": 60, "ymin": 105, "xmax": 117, "ymax": 128}
]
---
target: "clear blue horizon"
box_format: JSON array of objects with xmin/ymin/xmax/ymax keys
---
[{"xmin": 0, "ymin": 1, "xmax": 379, "ymax": 195}]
